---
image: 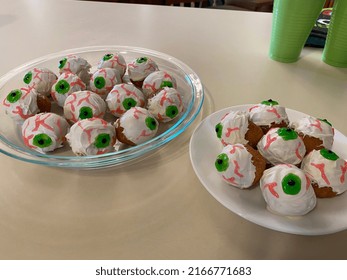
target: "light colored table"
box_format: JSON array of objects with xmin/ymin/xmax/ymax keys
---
[{"xmin": 0, "ymin": 0, "xmax": 347, "ymax": 260}]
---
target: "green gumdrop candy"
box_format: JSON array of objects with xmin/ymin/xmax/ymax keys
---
[
  {"xmin": 23, "ymin": 71, "xmax": 32, "ymax": 84},
  {"xmin": 94, "ymin": 76, "xmax": 106, "ymax": 89},
  {"xmin": 165, "ymin": 105, "xmax": 178, "ymax": 119},
  {"xmin": 122, "ymin": 98, "xmax": 137, "ymax": 110},
  {"xmin": 6, "ymin": 89, "xmax": 22, "ymax": 103},
  {"xmin": 320, "ymin": 148, "xmax": 339, "ymax": 161},
  {"xmin": 261, "ymin": 99, "xmax": 279, "ymax": 106},
  {"xmin": 55, "ymin": 80, "xmax": 70, "ymax": 95},
  {"xmin": 160, "ymin": 81, "xmax": 173, "ymax": 88},
  {"xmin": 94, "ymin": 133, "xmax": 111, "ymax": 148},
  {"xmin": 215, "ymin": 153, "xmax": 229, "ymax": 172},
  {"xmin": 319, "ymin": 118, "xmax": 332, "ymax": 127},
  {"xmin": 58, "ymin": 58, "xmax": 67, "ymax": 69},
  {"xmin": 282, "ymin": 173, "xmax": 301, "ymax": 195},
  {"xmin": 103, "ymin": 54, "xmax": 113, "ymax": 61},
  {"xmin": 79, "ymin": 107, "xmax": 93, "ymax": 120},
  {"xmin": 136, "ymin": 57, "xmax": 148, "ymax": 64},
  {"xmin": 33, "ymin": 133, "xmax": 53, "ymax": 148},
  {"xmin": 277, "ymin": 127, "xmax": 298, "ymax": 141},
  {"xmin": 215, "ymin": 123, "xmax": 223, "ymax": 139},
  {"xmin": 145, "ymin": 117, "xmax": 157, "ymax": 131}
]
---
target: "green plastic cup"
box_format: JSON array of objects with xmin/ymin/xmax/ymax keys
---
[
  {"xmin": 322, "ymin": 0, "xmax": 347, "ymax": 67},
  {"xmin": 269, "ymin": 0, "xmax": 325, "ymax": 63}
]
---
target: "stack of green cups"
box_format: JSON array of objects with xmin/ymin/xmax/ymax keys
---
[
  {"xmin": 322, "ymin": 0, "xmax": 347, "ymax": 67},
  {"xmin": 269, "ymin": 0, "xmax": 325, "ymax": 63}
]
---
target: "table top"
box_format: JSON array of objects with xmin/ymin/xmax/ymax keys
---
[{"xmin": 1, "ymin": 0, "xmax": 347, "ymax": 260}]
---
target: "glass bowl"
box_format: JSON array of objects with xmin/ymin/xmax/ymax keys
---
[{"xmin": 0, "ymin": 46, "xmax": 204, "ymax": 168}]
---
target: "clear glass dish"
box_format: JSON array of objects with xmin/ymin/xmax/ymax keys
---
[{"xmin": 0, "ymin": 46, "xmax": 204, "ymax": 168}]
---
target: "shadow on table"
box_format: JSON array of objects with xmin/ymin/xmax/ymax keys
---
[{"xmin": 0, "ymin": 14, "xmax": 16, "ymax": 29}]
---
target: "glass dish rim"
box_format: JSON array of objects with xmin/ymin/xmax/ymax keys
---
[{"xmin": 0, "ymin": 45, "xmax": 204, "ymax": 168}]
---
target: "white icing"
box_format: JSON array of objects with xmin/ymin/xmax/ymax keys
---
[
  {"xmin": 249, "ymin": 104, "xmax": 289, "ymax": 127},
  {"xmin": 97, "ymin": 53, "xmax": 127, "ymax": 77},
  {"xmin": 51, "ymin": 72, "xmax": 87, "ymax": 107},
  {"xmin": 21, "ymin": 112, "xmax": 70, "ymax": 153},
  {"xmin": 118, "ymin": 107, "xmax": 158, "ymax": 145},
  {"xmin": 63, "ymin": 90, "xmax": 106, "ymax": 123},
  {"xmin": 127, "ymin": 57, "xmax": 159, "ymax": 82},
  {"xmin": 2, "ymin": 87, "xmax": 40, "ymax": 123},
  {"xmin": 301, "ymin": 149, "xmax": 347, "ymax": 195},
  {"xmin": 142, "ymin": 70, "xmax": 177, "ymax": 98},
  {"xmin": 24, "ymin": 67, "xmax": 57, "ymax": 96},
  {"xmin": 291, "ymin": 116, "xmax": 334, "ymax": 149},
  {"xmin": 89, "ymin": 68, "xmax": 121, "ymax": 97},
  {"xmin": 260, "ymin": 164, "xmax": 316, "ymax": 216},
  {"xmin": 58, "ymin": 54, "xmax": 91, "ymax": 84},
  {"xmin": 218, "ymin": 110, "xmax": 250, "ymax": 146},
  {"xmin": 217, "ymin": 144, "xmax": 256, "ymax": 189},
  {"xmin": 257, "ymin": 127, "xmax": 306, "ymax": 165},
  {"xmin": 66, "ymin": 117, "xmax": 116, "ymax": 156},
  {"xmin": 106, "ymin": 83, "xmax": 145, "ymax": 117},
  {"xmin": 147, "ymin": 87, "xmax": 183, "ymax": 123}
]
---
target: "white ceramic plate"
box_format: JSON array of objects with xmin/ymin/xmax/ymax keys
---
[{"xmin": 189, "ymin": 105, "xmax": 347, "ymax": 235}]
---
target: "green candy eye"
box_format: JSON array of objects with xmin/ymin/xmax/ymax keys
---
[
  {"xmin": 215, "ymin": 153, "xmax": 229, "ymax": 172},
  {"xmin": 319, "ymin": 118, "xmax": 332, "ymax": 127},
  {"xmin": 320, "ymin": 148, "xmax": 339, "ymax": 161},
  {"xmin": 122, "ymin": 98, "xmax": 137, "ymax": 110},
  {"xmin": 58, "ymin": 58, "xmax": 67, "ymax": 69},
  {"xmin": 165, "ymin": 105, "xmax": 178, "ymax": 119},
  {"xmin": 277, "ymin": 127, "xmax": 298, "ymax": 141},
  {"xmin": 215, "ymin": 123, "xmax": 223, "ymax": 139},
  {"xmin": 23, "ymin": 71, "xmax": 32, "ymax": 84},
  {"xmin": 6, "ymin": 89, "xmax": 22, "ymax": 103},
  {"xmin": 55, "ymin": 80, "xmax": 70, "ymax": 95},
  {"xmin": 145, "ymin": 117, "xmax": 157, "ymax": 131},
  {"xmin": 33, "ymin": 133, "xmax": 53, "ymax": 148},
  {"xmin": 136, "ymin": 57, "xmax": 148, "ymax": 64},
  {"xmin": 94, "ymin": 133, "xmax": 111, "ymax": 148},
  {"xmin": 94, "ymin": 76, "xmax": 106, "ymax": 89},
  {"xmin": 261, "ymin": 99, "xmax": 279, "ymax": 106},
  {"xmin": 160, "ymin": 81, "xmax": 173, "ymax": 88},
  {"xmin": 79, "ymin": 106, "xmax": 93, "ymax": 119},
  {"xmin": 282, "ymin": 173, "xmax": 301, "ymax": 195},
  {"xmin": 103, "ymin": 54, "xmax": 113, "ymax": 61}
]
